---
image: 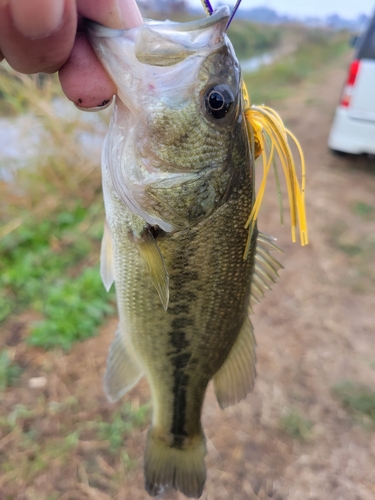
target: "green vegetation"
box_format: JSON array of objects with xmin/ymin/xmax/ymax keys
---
[
  {"xmin": 0, "ymin": 350, "xmax": 22, "ymax": 390},
  {"xmin": 0, "ymin": 399, "xmax": 149, "ymax": 490},
  {"xmin": 0, "ymin": 66, "xmax": 115, "ymax": 350},
  {"xmin": 95, "ymin": 403, "xmax": 150, "ymax": 452},
  {"xmin": 326, "ymin": 217, "xmax": 375, "ymax": 293},
  {"xmin": 353, "ymin": 201, "xmax": 375, "ymax": 219},
  {"xmin": 244, "ymin": 29, "xmax": 350, "ymax": 104},
  {"xmin": 280, "ymin": 408, "xmax": 313, "ymax": 440},
  {"xmin": 229, "ymin": 21, "xmax": 281, "ymax": 60},
  {"xmin": 333, "ymin": 381, "xmax": 375, "ymax": 424}
]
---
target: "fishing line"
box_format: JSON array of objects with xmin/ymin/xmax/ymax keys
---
[{"xmin": 200, "ymin": 0, "xmax": 243, "ymax": 27}]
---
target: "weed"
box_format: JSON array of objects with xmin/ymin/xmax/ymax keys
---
[
  {"xmin": 245, "ymin": 30, "xmax": 350, "ymax": 104},
  {"xmin": 29, "ymin": 266, "xmax": 115, "ymax": 350},
  {"xmin": 0, "ymin": 65, "xmax": 115, "ymax": 351},
  {"xmin": 353, "ymin": 201, "xmax": 374, "ymax": 219},
  {"xmin": 96, "ymin": 403, "xmax": 150, "ymax": 452},
  {"xmin": 280, "ymin": 408, "xmax": 313, "ymax": 440},
  {"xmin": 0, "ymin": 350, "xmax": 22, "ymax": 390},
  {"xmin": 120, "ymin": 450, "xmax": 137, "ymax": 472},
  {"xmin": 229, "ymin": 21, "xmax": 281, "ymax": 60},
  {"xmin": 8, "ymin": 404, "xmax": 34, "ymax": 427},
  {"xmin": 63, "ymin": 431, "xmax": 80, "ymax": 450},
  {"xmin": 332, "ymin": 380, "xmax": 375, "ymax": 421}
]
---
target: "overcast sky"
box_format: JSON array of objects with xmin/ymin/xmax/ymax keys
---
[{"xmin": 189, "ymin": 0, "xmax": 375, "ymax": 19}]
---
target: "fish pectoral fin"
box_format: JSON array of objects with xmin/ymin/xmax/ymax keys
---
[
  {"xmin": 100, "ymin": 221, "xmax": 115, "ymax": 292},
  {"xmin": 213, "ymin": 316, "xmax": 256, "ymax": 409},
  {"xmin": 104, "ymin": 327, "xmax": 143, "ymax": 402},
  {"xmin": 250, "ymin": 231, "xmax": 283, "ymax": 310},
  {"xmin": 137, "ymin": 229, "xmax": 169, "ymax": 311}
]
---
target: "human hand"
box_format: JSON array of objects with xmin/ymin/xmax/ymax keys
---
[{"xmin": 0, "ymin": 0, "xmax": 143, "ymax": 109}]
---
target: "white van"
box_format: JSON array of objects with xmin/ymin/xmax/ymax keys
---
[{"xmin": 328, "ymin": 11, "xmax": 375, "ymax": 155}]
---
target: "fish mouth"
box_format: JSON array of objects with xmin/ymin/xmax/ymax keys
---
[
  {"xmin": 86, "ymin": 6, "xmax": 232, "ymax": 113},
  {"xmin": 86, "ymin": 6, "xmax": 230, "ymax": 39},
  {"xmin": 86, "ymin": 6, "xmax": 230, "ymax": 67}
]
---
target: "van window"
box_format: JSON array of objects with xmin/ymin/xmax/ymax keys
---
[{"xmin": 357, "ymin": 18, "xmax": 375, "ymax": 59}]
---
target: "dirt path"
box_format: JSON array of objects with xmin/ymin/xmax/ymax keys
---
[{"xmin": 1, "ymin": 53, "xmax": 375, "ymax": 500}]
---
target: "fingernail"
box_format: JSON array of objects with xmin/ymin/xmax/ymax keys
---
[
  {"xmin": 74, "ymin": 96, "xmax": 114, "ymax": 112},
  {"xmin": 116, "ymin": 0, "xmax": 143, "ymax": 29},
  {"xmin": 10, "ymin": 0, "xmax": 64, "ymax": 39}
]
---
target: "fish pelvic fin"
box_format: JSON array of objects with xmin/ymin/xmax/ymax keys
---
[
  {"xmin": 250, "ymin": 231, "xmax": 283, "ymax": 310},
  {"xmin": 100, "ymin": 221, "xmax": 114, "ymax": 292},
  {"xmin": 104, "ymin": 327, "xmax": 143, "ymax": 402},
  {"xmin": 137, "ymin": 229, "xmax": 169, "ymax": 311},
  {"xmin": 144, "ymin": 428, "xmax": 206, "ymax": 498},
  {"xmin": 213, "ymin": 316, "xmax": 256, "ymax": 408}
]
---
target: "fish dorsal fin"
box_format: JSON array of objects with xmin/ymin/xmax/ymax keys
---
[
  {"xmin": 213, "ymin": 316, "xmax": 256, "ymax": 408},
  {"xmin": 250, "ymin": 231, "xmax": 283, "ymax": 310},
  {"xmin": 100, "ymin": 221, "xmax": 115, "ymax": 292},
  {"xmin": 104, "ymin": 327, "xmax": 144, "ymax": 402},
  {"xmin": 137, "ymin": 229, "xmax": 169, "ymax": 311}
]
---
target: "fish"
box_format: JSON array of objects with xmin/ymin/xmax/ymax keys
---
[{"xmin": 87, "ymin": 5, "xmax": 307, "ymax": 498}]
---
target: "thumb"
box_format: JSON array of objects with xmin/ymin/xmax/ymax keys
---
[{"xmin": 59, "ymin": 0, "xmax": 142, "ymax": 109}]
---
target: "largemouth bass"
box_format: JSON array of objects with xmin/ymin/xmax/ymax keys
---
[{"xmin": 87, "ymin": 6, "xmax": 304, "ymax": 498}]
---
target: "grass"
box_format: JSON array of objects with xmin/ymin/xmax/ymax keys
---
[
  {"xmin": 326, "ymin": 212, "xmax": 375, "ymax": 293},
  {"xmin": 280, "ymin": 408, "xmax": 313, "ymax": 440},
  {"xmin": 0, "ymin": 350, "xmax": 22, "ymax": 390},
  {"xmin": 0, "ymin": 398, "xmax": 150, "ymax": 493},
  {"xmin": 0, "ymin": 65, "xmax": 115, "ymax": 350},
  {"xmin": 95, "ymin": 402, "xmax": 150, "ymax": 452},
  {"xmin": 332, "ymin": 381, "xmax": 375, "ymax": 425},
  {"xmin": 228, "ymin": 21, "xmax": 282, "ymax": 60},
  {"xmin": 244, "ymin": 28, "xmax": 350, "ymax": 104},
  {"xmin": 353, "ymin": 201, "xmax": 375, "ymax": 219}
]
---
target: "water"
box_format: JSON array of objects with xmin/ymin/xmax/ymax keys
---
[
  {"xmin": 240, "ymin": 52, "xmax": 275, "ymax": 73},
  {"xmin": 0, "ymin": 99, "xmax": 108, "ymax": 180}
]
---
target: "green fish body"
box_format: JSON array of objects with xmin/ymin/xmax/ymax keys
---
[{"xmin": 88, "ymin": 7, "xmax": 281, "ymax": 497}]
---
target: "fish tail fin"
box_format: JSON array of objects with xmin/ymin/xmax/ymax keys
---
[{"xmin": 144, "ymin": 428, "xmax": 206, "ymax": 498}]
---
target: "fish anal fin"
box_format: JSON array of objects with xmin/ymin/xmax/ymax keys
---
[
  {"xmin": 137, "ymin": 229, "xmax": 169, "ymax": 311},
  {"xmin": 100, "ymin": 221, "xmax": 115, "ymax": 292},
  {"xmin": 213, "ymin": 316, "xmax": 256, "ymax": 409},
  {"xmin": 104, "ymin": 327, "xmax": 143, "ymax": 402},
  {"xmin": 145, "ymin": 428, "xmax": 206, "ymax": 498},
  {"xmin": 251, "ymin": 231, "xmax": 282, "ymax": 308}
]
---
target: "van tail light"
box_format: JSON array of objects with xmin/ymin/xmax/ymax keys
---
[{"xmin": 340, "ymin": 59, "xmax": 360, "ymax": 107}]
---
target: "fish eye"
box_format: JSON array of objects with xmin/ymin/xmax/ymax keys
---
[{"xmin": 204, "ymin": 84, "xmax": 234, "ymax": 119}]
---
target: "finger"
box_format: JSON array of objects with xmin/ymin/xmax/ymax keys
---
[
  {"xmin": 10, "ymin": 0, "xmax": 65, "ymax": 38},
  {"xmin": 59, "ymin": 32, "xmax": 117, "ymax": 109},
  {"xmin": 0, "ymin": 0, "xmax": 77, "ymax": 74},
  {"xmin": 59, "ymin": 0, "xmax": 143, "ymax": 109},
  {"xmin": 77, "ymin": 0, "xmax": 143, "ymax": 30}
]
